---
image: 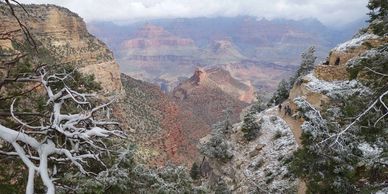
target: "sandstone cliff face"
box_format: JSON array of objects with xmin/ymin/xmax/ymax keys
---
[
  {"xmin": 117, "ymin": 74, "xmax": 211, "ymax": 166},
  {"xmin": 94, "ymin": 22, "xmax": 303, "ymax": 95},
  {"xmin": 0, "ymin": 4, "xmax": 122, "ymax": 93},
  {"xmin": 315, "ymin": 33, "xmax": 387, "ymax": 82},
  {"xmin": 172, "ymin": 68, "xmax": 252, "ymax": 126},
  {"xmin": 122, "ymin": 24, "xmax": 195, "ymax": 49}
]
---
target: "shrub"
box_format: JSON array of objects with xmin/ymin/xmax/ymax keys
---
[{"xmin": 241, "ymin": 110, "xmax": 261, "ymax": 141}]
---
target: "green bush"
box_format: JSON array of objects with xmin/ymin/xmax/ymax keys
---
[{"xmin": 241, "ymin": 110, "xmax": 261, "ymax": 141}]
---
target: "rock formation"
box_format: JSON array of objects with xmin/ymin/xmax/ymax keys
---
[
  {"xmin": 0, "ymin": 3, "xmax": 122, "ymax": 94},
  {"xmin": 196, "ymin": 20, "xmax": 387, "ymax": 193},
  {"xmin": 90, "ymin": 20, "xmax": 333, "ymax": 94},
  {"xmin": 0, "ymin": 3, "xmax": 214, "ymax": 167},
  {"xmin": 117, "ymin": 74, "xmax": 211, "ymax": 166},
  {"xmin": 172, "ymin": 67, "xmax": 253, "ymax": 126}
]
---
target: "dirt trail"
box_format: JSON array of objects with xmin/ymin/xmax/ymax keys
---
[
  {"xmin": 268, "ymin": 102, "xmax": 303, "ymax": 146},
  {"xmin": 269, "ymin": 102, "xmax": 306, "ymax": 194}
]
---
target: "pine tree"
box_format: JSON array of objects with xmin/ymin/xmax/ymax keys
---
[
  {"xmin": 367, "ymin": 0, "xmax": 388, "ymax": 35},
  {"xmin": 214, "ymin": 178, "xmax": 231, "ymax": 194},
  {"xmin": 290, "ymin": 46, "xmax": 316, "ymax": 86},
  {"xmin": 269, "ymin": 46, "xmax": 316, "ymax": 106},
  {"xmin": 269, "ymin": 79, "xmax": 290, "ymax": 105},
  {"xmin": 190, "ymin": 162, "xmax": 200, "ymax": 180},
  {"xmin": 241, "ymin": 109, "xmax": 261, "ymax": 141},
  {"xmin": 367, "ymin": 0, "xmax": 388, "ymax": 21}
]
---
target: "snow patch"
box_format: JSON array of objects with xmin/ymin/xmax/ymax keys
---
[
  {"xmin": 304, "ymin": 73, "xmax": 370, "ymax": 99},
  {"xmin": 358, "ymin": 143, "xmax": 382, "ymax": 159},
  {"xmin": 243, "ymin": 111, "xmax": 298, "ymax": 192},
  {"xmin": 332, "ymin": 33, "xmax": 380, "ymax": 52}
]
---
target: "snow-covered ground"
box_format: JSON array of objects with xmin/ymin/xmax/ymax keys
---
[
  {"xmin": 304, "ymin": 73, "xmax": 370, "ymax": 99},
  {"xmin": 243, "ymin": 109, "xmax": 298, "ymax": 192},
  {"xmin": 215, "ymin": 108, "xmax": 298, "ymax": 193},
  {"xmin": 332, "ymin": 33, "xmax": 380, "ymax": 52}
]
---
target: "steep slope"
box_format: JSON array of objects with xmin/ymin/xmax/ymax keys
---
[
  {"xmin": 0, "ymin": 3, "xmax": 122, "ymax": 93},
  {"xmin": 200, "ymin": 108, "xmax": 299, "ymax": 193},
  {"xmin": 172, "ymin": 67, "xmax": 252, "ymax": 126},
  {"xmin": 0, "ymin": 3, "xmax": 215, "ymax": 168},
  {"xmin": 197, "ymin": 21, "xmax": 387, "ymax": 193},
  {"xmin": 116, "ymin": 74, "xmax": 211, "ymax": 166},
  {"xmin": 286, "ymin": 31, "xmax": 387, "ymax": 193}
]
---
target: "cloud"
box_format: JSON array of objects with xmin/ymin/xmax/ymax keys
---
[{"xmin": 17, "ymin": 0, "xmax": 369, "ymax": 27}]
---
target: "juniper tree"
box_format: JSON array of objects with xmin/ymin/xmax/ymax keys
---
[
  {"xmin": 367, "ymin": 0, "xmax": 388, "ymax": 21},
  {"xmin": 367, "ymin": 0, "xmax": 388, "ymax": 35},
  {"xmin": 200, "ymin": 120, "xmax": 233, "ymax": 162},
  {"xmin": 268, "ymin": 79, "xmax": 290, "ymax": 105},
  {"xmin": 269, "ymin": 46, "xmax": 316, "ymax": 106},
  {"xmin": 241, "ymin": 109, "xmax": 261, "ymax": 141},
  {"xmin": 190, "ymin": 162, "xmax": 200, "ymax": 180},
  {"xmin": 289, "ymin": 46, "xmax": 316, "ymax": 86}
]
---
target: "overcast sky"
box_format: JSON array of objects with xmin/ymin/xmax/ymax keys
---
[{"xmin": 18, "ymin": 0, "xmax": 369, "ymax": 27}]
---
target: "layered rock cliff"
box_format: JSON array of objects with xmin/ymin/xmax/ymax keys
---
[
  {"xmin": 0, "ymin": 3, "xmax": 215, "ymax": 167},
  {"xmin": 92, "ymin": 22, "xmax": 301, "ymax": 94},
  {"xmin": 172, "ymin": 67, "xmax": 253, "ymax": 126},
  {"xmin": 116, "ymin": 74, "xmax": 211, "ymax": 166},
  {"xmin": 0, "ymin": 3, "xmax": 122, "ymax": 93}
]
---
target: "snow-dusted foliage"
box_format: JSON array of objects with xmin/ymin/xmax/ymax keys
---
[
  {"xmin": 0, "ymin": 67, "xmax": 123, "ymax": 194},
  {"xmin": 332, "ymin": 33, "xmax": 380, "ymax": 52},
  {"xmin": 199, "ymin": 128, "xmax": 233, "ymax": 162},
  {"xmin": 242, "ymin": 110, "xmax": 298, "ymax": 193},
  {"xmin": 376, "ymin": 187, "xmax": 388, "ymax": 194},
  {"xmin": 291, "ymin": 43, "xmax": 387, "ymax": 193},
  {"xmin": 63, "ymin": 145, "xmax": 197, "ymax": 193},
  {"xmin": 293, "ymin": 97, "xmax": 330, "ymax": 141},
  {"xmin": 304, "ymin": 73, "xmax": 370, "ymax": 99},
  {"xmin": 358, "ymin": 143, "xmax": 383, "ymax": 160}
]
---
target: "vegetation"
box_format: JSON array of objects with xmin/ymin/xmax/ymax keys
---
[
  {"xmin": 367, "ymin": 0, "xmax": 388, "ymax": 35},
  {"xmin": 61, "ymin": 144, "xmax": 199, "ymax": 194},
  {"xmin": 269, "ymin": 46, "xmax": 316, "ymax": 105},
  {"xmin": 241, "ymin": 109, "xmax": 261, "ymax": 141},
  {"xmin": 200, "ymin": 112, "xmax": 234, "ymax": 162},
  {"xmin": 190, "ymin": 162, "xmax": 201, "ymax": 180},
  {"xmin": 289, "ymin": 39, "xmax": 387, "ymax": 194},
  {"xmin": 269, "ymin": 79, "xmax": 290, "ymax": 105}
]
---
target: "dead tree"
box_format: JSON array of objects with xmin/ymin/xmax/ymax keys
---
[{"xmin": 0, "ymin": 66, "xmax": 124, "ymax": 194}]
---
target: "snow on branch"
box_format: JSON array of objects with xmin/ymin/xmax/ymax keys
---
[
  {"xmin": 321, "ymin": 90, "xmax": 388, "ymax": 149},
  {"xmin": 0, "ymin": 66, "xmax": 124, "ymax": 194}
]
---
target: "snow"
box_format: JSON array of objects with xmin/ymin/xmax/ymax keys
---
[
  {"xmin": 230, "ymin": 108, "xmax": 298, "ymax": 193},
  {"xmin": 358, "ymin": 143, "xmax": 383, "ymax": 159},
  {"xmin": 332, "ymin": 33, "xmax": 380, "ymax": 52},
  {"xmin": 304, "ymin": 73, "xmax": 370, "ymax": 99},
  {"xmin": 375, "ymin": 187, "xmax": 388, "ymax": 194}
]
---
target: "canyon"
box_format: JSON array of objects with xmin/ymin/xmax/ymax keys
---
[
  {"xmin": 0, "ymin": 3, "xmax": 254, "ymax": 166},
  {"xmin": 88, "ymin": 17, "xmax": 362, "ymax": 94},
  {"xmin": 1, "ymin": 1, "xmax": 385, "ymax": 193}
]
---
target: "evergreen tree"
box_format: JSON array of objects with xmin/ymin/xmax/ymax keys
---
[
  {"xmin": 367, "ymin": 0, "xmax": 388, "ymax": 35},
  {"xmin": 268, "ymin": 79, "xmax": 290, "ymax": 105},
  {"xmin": 269, "ymin": 46, "xmax": 316, "ymax": 106},
  {"xmin": 290, "ymin": 46, "xmax": 316, "ymax": 86},
  {"xmin": 200, "ymin": 121, "xmax": 233, "ymax": 162},
  {"xmin": 190, "ymin": 162, "xmax": 200, "ymax": 180},
  {"xmin": 367, "ymin": 0, "xmax": 388, "ymax": 21},
  {"xmin": 241, "ymin": 109, "xmax": 261, "ymax": 141}
]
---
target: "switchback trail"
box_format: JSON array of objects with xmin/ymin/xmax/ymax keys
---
[{"xmin": 268, "ymin": 101, "xmax": 306, "ymax": 194}]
